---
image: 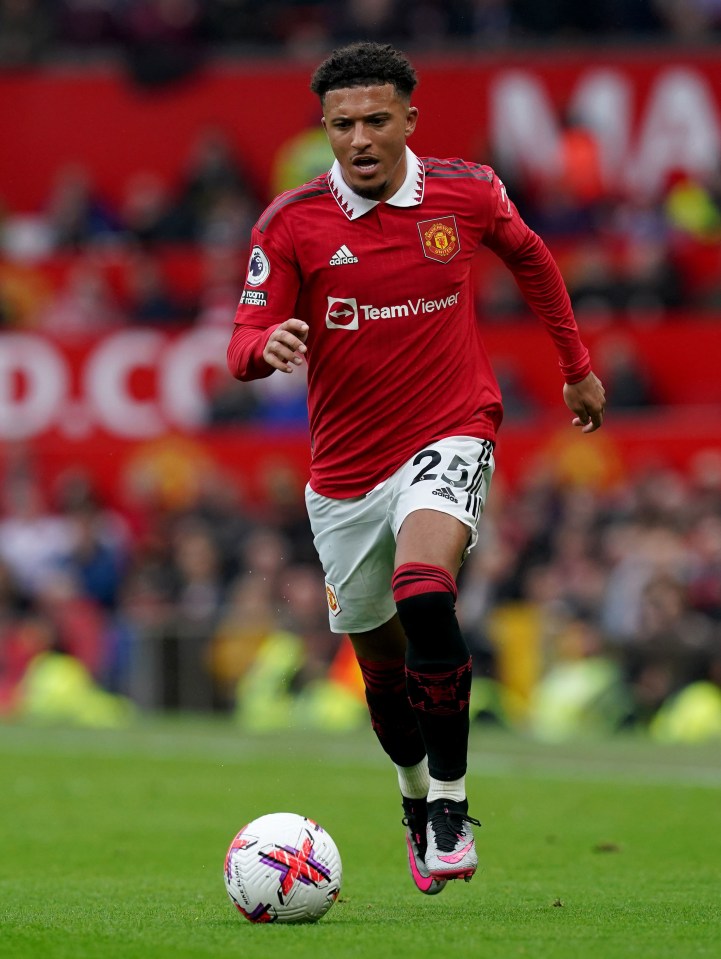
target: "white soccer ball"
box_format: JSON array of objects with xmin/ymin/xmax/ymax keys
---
[{"xmin": 224, "ymin": 812, "xmax": 342, "ymax": 924}]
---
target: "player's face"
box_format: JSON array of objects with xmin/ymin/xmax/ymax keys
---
[{"xmin": 322, "ymin": 84, "xmax": 418, "ymax": 201}]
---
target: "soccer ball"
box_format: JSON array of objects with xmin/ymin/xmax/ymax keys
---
[{"xmin": 224, "ymin": 812, "xmax": 342, "ymax": 924}]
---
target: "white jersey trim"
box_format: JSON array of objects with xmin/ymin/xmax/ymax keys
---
[{"xmin": 327, "ymin": 148, "xmax": 425, "ymax": 221}]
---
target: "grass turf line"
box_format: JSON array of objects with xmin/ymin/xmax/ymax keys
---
[{"xmin": 1, "ymin": 720, "xmax": 720, "ymax": 959}]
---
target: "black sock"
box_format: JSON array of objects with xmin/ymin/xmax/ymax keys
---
[
  {"xmin": 393, "ymin": 564, "xmax": 472, "ymax": 782},
  {"xmin": 356, "ymin": 656, "xmax": 426, "ymax": 768}
]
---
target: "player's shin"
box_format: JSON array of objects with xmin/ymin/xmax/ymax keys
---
[
  {"xmin": 357, "ymin": 654, "xmax": 449, "ymax": 894},
  {"xmin": 356, "ymin": 656, "xmax": 426, "ymax": 768},
  {"xmin": 392, "ymin": 563, "xmax": 472, "ymax": 784},
  {"xmin": 393, "ymin": 563, "xmax": 480, "ymax": 881}
]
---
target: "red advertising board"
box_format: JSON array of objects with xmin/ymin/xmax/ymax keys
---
[
  {"xmin": 1, "ymin": 324, "xmax": 718, "ymax": 508},
  {"xmin": 2, "ymin": 322, "xmax": 719, "ymax": 444},
  {"xmin": 2, "ymin": 51, "xmax": 721, "ymax": 210}
]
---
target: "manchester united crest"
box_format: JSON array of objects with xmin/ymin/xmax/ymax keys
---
[
  {"xmin": 325, "ymin": 582, "xmax": 341, "ymax": 616},
  {"xmin": 417, "ymin": 215, "xmax": 460, "ymax": 263}
]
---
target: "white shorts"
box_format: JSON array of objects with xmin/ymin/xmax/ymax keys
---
[{"xmin": 305, "ymin": 436, "xmax": 495, "ymax": 634}]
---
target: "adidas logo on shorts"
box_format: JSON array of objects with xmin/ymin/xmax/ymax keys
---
[
  {"xmin": 329, "ymin": 245, "xmax": 359, "ymax": 265},
  {"xmin": 432, "ymin": 486, "xmax": 458, "ymax": 503}
]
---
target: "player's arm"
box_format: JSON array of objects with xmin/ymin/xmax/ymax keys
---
[
  {"xmin": 479, "ymin": 170, "xmax": 605, "ymax": 431},
  {"xmin": 227, "ymin": 226, "xmax": 306, "ymax": 381}
]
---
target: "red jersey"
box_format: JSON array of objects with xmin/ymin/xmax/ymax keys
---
[{"xmin": 228, "ymin": 149, "xmax": 591, "ymax": 498}]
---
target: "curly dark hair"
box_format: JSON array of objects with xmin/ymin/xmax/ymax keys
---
[{"xmin": 310, "ymin": 42, "xmax": 418, "ymax": 102}]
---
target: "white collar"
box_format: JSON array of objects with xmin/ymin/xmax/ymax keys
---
[{"xmin": 327, "ymin": 147, "xmax": 425, "ymax": 220}]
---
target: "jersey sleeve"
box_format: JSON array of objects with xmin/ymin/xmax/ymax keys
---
[
  {"xmin": 479, "ymin": 170, "xmax": 592, "ymax": 385},
  {"xmin": 227, "ymin": 220, "xmax": 302, "ymax": 382}
]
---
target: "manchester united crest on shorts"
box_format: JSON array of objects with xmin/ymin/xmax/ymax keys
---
[
  {"xmin": 325, "ymin": 582, "xmax": 341, "ymax": 616},
  {"xmin": 417, "ymin": 216, "xmax": 460, "ymax": 263}
]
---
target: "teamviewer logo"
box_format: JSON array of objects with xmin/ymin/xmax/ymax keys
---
[{"xmin": 325, "ymin": 297, "xmax": 359, "ymax": 330}]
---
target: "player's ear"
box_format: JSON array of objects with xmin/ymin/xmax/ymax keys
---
[{"xmin": 405, "ymin": 106, "xmax": 419, "ymax": 138}]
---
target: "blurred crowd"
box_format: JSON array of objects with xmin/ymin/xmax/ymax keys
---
[
  {"xmin": 1, "ymin": 449, "xmax": 721, "ymax": 742},
  {"xmin": 2, "ymin": 116, "xmax": 721, "ymax": 341},
  {"xmin": 2, "ymin": 124, "xmax": 262, "ymax": 261},
  {"xmin": 3, "ymin": 5, "xmax": 721, "ymax": 347},
  {"xmin": 1, "ymin": 0, "xmax": 721, "ymax": 76},
  {"xmin": 1, "ymin": 113, "xmax": 719, "ymax": 430}
]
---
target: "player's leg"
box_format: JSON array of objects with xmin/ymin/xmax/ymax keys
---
[
  {"xmin": 348, "ymin": 616, "xmax": 446, "ymax": 894},
  {"xmin": 305, "ymin": 481, "xmax": 424, "ymax": 771},
  {"xmin": 304, "ymin": 482, "xmax": 444, "ymax": 893},
  {"xmin": 394, "ymin": 507, "xmax": 470, "ymax": 792},
  {"xmin": 390, "ymin": 437, "xmax": 494, "ymax": 881},
  {"xmin": 393, "ymin": 509, "xmax": 480, "ymax": 880},
  {"xmin": 349, "ymin": 616, "xmax": 425, "ymax": 774}
]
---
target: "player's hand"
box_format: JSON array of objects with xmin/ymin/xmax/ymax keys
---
[
  {"xmin": 263, "ymin": 318, "xmax": 309, "ymax": 373},
  {"xmin": 563, "ymin": 371, "xmax": 606, "ymax": 433}
]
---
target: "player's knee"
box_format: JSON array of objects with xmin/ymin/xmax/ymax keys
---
[
  {"xmin": 396, "ymin": 588, "xmax": 456, "ymax": 635},
  {"xmin": 392, "ymin": 563, "xmax": 462, "ymax": 662}
]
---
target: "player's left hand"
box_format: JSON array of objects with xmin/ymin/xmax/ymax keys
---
[{"xmin": 563, "ymin": 371, "xmax": 606, "ymax": 433}]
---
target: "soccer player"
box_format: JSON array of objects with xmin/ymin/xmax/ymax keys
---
[{"xmin": 227, "ymin": 42, "xmax": 606, "ymax": 892}]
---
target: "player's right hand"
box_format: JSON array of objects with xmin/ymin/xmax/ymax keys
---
[{"xmin": 263, "ymin": 318, "xmax": 309, "ymax": 373}]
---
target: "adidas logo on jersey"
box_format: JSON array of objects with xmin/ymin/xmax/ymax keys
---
[
  {"xmin": 432, "ymin": 487, "xmax": 458, "ymax": 503},
  {"xmin": 329, "ymin": 245, "xmax": 359, "ymax": 265}
]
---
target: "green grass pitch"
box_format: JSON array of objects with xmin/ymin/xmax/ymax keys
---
[{"xmin": 1, "ymin": 719, "xmax": 720, "ymax": 959}]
